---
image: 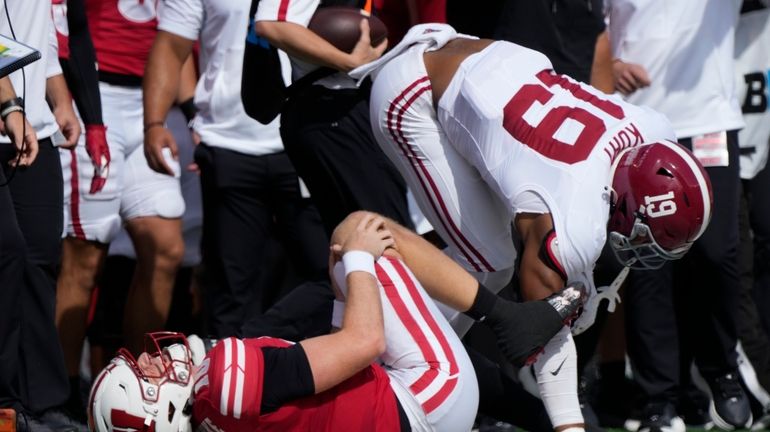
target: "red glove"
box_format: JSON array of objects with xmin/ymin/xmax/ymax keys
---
[{"xmin": 85, "ymin": 124, "xmax": 110, "ymax": 194}]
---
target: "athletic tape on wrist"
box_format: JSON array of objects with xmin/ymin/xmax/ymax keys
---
[
  {"xmin": 342, "ymin": 250, "xmax": 376, "ymax": 278},
  {"xmin": 331, "ymin": 300, "xmax": 345, "ymax": 328}
]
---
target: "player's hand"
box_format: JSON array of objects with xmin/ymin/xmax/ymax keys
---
[
  {"xmin": 85, "ymin": 124, "xmax": 111, "ymax": 194},
  {"xmin": 612, "ymin": 60, "xmax": 651, "ymax": 96},
  {"xmin": 53, "ymin": 104, "xmax": 81, "ymax": 149},
  {"xmin": 144, "ymin": 124, "xmax": 179, "ymax": 176},
  {"xmin": 347, "ymin": 19, "xmax": 387, "ymax": 71},
  {"xmin": 336, "ymin": 214, "xmax": 394, "ymax": 260},
  {"xmin": 3, "ymin": 111, "xmax": 38, "ymax": 167}
]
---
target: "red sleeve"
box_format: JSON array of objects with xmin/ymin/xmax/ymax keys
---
[{"xmin": 192, "ymin": 338, "xmax": 265, "ymax": 430}]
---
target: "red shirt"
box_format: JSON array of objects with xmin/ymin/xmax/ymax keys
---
[
  {"xmin": 51, "ymin": 0, "xmax": 69, "ymax": 59},
  {"xmin": 192, "ymin": 337, "xmax": 402, "ymax": 431},
  {"xmin": 85, "ymin": 0, "xmax": 158, "ymax": 77}
]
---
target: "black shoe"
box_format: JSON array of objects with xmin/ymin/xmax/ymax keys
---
[
  {"xmin": 485, "ymin": 284, "xmax": 586, "ymax": 366},
  {"xmin": 638, "ymin": 402, "xmax": 686, "ymax": 432},
  {"xmin": 37, "ymin": 408, "xmax": 88, "ymax": 432},
  {"xmin": 678, "ymin": 386, "xmax": 713, "ymax": 429},
  {"xmin": 706, "ymin": 372, "xmax": 752, "ymax": 430}
]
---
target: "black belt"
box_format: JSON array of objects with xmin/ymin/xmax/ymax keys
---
[{"xmin": 98, "ymin": 71, "xmax": 142, "ymax": 88}]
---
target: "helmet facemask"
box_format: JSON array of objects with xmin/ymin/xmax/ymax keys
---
[
  {"xmin": 608, "ymin": 217, "xmax": 691, "ymax": 270},
  {"xmin": 89, "ymin": 332, "xmax": 195, "ymax": 432}
]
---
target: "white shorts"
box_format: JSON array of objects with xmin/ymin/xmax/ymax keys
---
[
  {"xmin": 333, "ymin": 257, "xmax": 478, "ymax": 431},
  {"xmin": 108, "ymin": 108, "xmax": 203, "ymax": 267},
  {"xmin": 369, "ymin": 44, "xmax": 515, "ymax": 275},
  {"xmin": 61, "ymin": 83, "xmax": 184, "ymax": 244}
]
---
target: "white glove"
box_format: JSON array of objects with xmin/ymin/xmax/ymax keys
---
[
  {"xmin": 187, "ymin": 334, "xmax": 207, "ymax": 366},
  {"xmin": 571, "ymin": 267, "xmax": 629, "ymax": 335}
]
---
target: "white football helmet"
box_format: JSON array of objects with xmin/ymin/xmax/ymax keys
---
[{"xmin": 88, "ymin": 332, "xmax": 195, "ymax": 432}]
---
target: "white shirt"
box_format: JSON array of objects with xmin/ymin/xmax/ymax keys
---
[
  {"xmin": 255, "ymin": 0, "xmax": 358, "ymax": 90},
  {"xmin": 607, "ymin": 0, "xmax": 745, "ymax": 138},
  {"xmin": 0, "ymin": 0, "xmax": 62, "ymax": 143},
  {"xmin": 734, "ymin": 8, "xmax": 770, "ymax": 179},
  {"xmin": 159, "ymin": 0, "xmax": 284, "ymax": 156}
]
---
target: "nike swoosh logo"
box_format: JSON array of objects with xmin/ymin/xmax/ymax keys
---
[{"xmin": 550, "ymin": 357, "xmax": 567, "ymax": 376}]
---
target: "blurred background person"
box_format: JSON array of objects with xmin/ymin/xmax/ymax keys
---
[
  {"xmin": 253, "ymin": 0, "xmax": 415, "ymax": 236},
  {"xmin": 0, "ymin": 0, "xmax": 85, "ymax": 430},
  {"xmin": 53, "ymin": 0, "xmax": 193, "ymax": 422},
  {"xmin": 144, "ymin": 0, "xmax": 330, "ymax": 340},
  {"xmin": 607, "ymin": 0, "xmax": 751, "ymax": 430}
]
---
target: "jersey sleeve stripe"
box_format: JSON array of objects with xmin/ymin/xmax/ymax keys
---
[
  {"xmin": 232, "ymin": 339, "xmax": 246, "ymax": 419},
  {"xmin": 219, "ymin": 338, "xmax": 233, "ymax": 416},
  {"xmin": 277, "ymin": 0, "xmax": 290, "ymax": 21}
]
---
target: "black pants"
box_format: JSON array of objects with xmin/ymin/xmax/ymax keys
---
[
  {"xmin": 744, "ymin": 161, "xmax": 770, "ymax": 338},
  {"xmin": 0, "ymin": 140, "xmax": 68, "ymax": 414},
  {"xmin": 736, "ymin": 181, "xmax": 770, "ymax": 393},
  {"xmin": 625, "ymin": 131, "xmax": 742, "ymax": 403},
  {"xmin": 280, "ymin": 85, "xmax": 413, "ymax": 235},
  {"xmin": 195, "ymin": 145, "xmax": 328, "ymax": 338}
]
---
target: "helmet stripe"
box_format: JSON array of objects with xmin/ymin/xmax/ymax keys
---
[{"xmin": 658, "ymin": 141, "xmax": 712, "ymax": 240}]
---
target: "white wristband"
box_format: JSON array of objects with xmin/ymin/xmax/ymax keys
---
[
  {"xmin": 342, "ymin": 250, "xmax": 376, "ymax": 278},
  {"xmin": 331, "ymin": 300, "xmax": 345, "ymax": 328}
]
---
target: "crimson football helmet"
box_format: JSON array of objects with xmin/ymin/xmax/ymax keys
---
[
  {"xmin": 88, "ymin": 332, "xmax": 195, "ymax": 432},
  {"xmin": 607, "ymin": 141, "xmax": 713, "ymax": 269}
]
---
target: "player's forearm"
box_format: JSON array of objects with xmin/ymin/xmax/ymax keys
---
[
  {"xmin": 342, "ymin": 271, "xmax": 386, "ymax": 348},
  {"xmin": 300, "ymin": 270, "xmax": 385, "ymax": 394},
  {"xmin": 0, "ymin": 77, "xmax": 18, "ymax": 103},
  {"xmin": 144, "ymin": 32, "xmax": 191, "ymax": 125},
  {"xmin": 45, "ymin": 74, "xmax": 73, "ymax": 113},
  {"xmin": 255, "ymin": 20, "xmax": 357, "ymax": 72},
  {"xmin": 590, "ymin": 31, "xmax": 614, "ymax": 94},
  {"xmin": 176, "ymin": 55, "xmax": 197, "ymax": 105},
  {"xmin": 65, "ymin": 0, "xmax": 104, "ymax": 125}
]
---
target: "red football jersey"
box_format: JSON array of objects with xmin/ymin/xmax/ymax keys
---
[
  {"xmin": 51, "ymin": 0, "xmax": 69, "ymax": 60},
  {"xmin": 85, "ymin": 0, "xmax": 158, "ymax": 77},
  {"xmin": 192, "ymin": 337, "xmax": 403, "ymax": 431}
]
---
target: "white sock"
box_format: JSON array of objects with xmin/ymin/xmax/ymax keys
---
[{"xmin": 533, "ymin": 326, "xmax": 584, "ymax": 428}]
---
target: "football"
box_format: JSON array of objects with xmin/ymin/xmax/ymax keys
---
[{"xmin": 308, "ymin": 6, "xmax": 388, "ymax": 54}]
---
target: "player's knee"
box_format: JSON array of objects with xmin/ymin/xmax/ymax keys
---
[
  {"xmin": 64, "ymin": 238, "xmax": 104, "ymax": 273},
  {"xmin": 154, "ymin": 234, "xmax": 185, "ymax": 271}
]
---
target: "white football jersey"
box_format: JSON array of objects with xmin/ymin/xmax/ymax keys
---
[{"xmin": 437, "ymin": 41, "xmax": 676, "ymax": 280}]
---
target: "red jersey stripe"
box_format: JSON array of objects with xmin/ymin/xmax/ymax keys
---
[
  {"xmin": 277, "ymin": 0, "xmax": 290, "ymax": 21},
  {"xmin": 385, "ymin": 77, "xmax": 495, "ymax": 272}
]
